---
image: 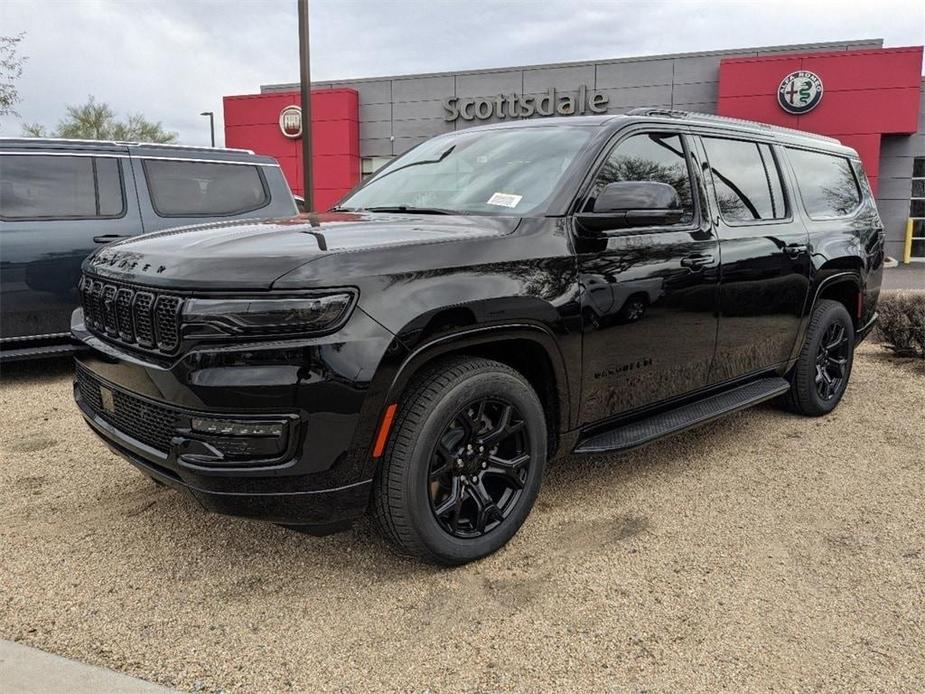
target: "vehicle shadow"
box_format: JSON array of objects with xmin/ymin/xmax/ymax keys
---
[
  {"xmin": 152, "ymin": 403, "xmax": 777, "ymax": 583},
  {"xmin": 0, "ymin": 355, "xmax": 74, "ymax": 386}
]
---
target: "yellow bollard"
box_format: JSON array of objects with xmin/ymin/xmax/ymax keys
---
[{"xmin": 903, "ymin": 218, "xmax": 913, "ymax": 264}]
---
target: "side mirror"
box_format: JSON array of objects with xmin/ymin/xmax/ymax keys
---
[{"xmin": 576, "ymin": 181, "xmax": 684, "ymax": 234}]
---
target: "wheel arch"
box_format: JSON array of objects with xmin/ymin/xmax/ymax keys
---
[
  {"xmin": 786, "ymin": 265, "xmax": 863, "ymax": 366},
  {"xmin": 383, "ymin": 324, "xmax": 572, "ymax": 458},
  {"xmin": 811, "ymin": 262, "xmax": 863, "ymax": 327}
]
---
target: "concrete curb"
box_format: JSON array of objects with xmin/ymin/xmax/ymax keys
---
[{"xmin": 0, "ymin": 640, "xmax": 176, "ymax": 693}]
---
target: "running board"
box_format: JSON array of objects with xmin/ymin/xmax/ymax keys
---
[{"xmin": 574, "ymin": 377, "xmax": 790, "ymax": 454}]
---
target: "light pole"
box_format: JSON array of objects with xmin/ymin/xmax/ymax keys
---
[
  {"xmin": 200, "ymin": 111, "xmax": 215, "ymax": 147},
  {"xmin": 298, "ymin": 0, "xmax": 313, "ymax": 211}
]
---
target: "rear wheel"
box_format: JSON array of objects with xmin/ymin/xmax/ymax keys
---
[
  {"xmin": 783, "ymin": 299, "xmax": 855, "ymax": 416},
  {"xmin": 371, "ymin": 356, "xmax": 546, "ymax": 565}
]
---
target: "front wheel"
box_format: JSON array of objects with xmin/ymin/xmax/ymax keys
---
[
  {"xmin": 783, "ymin": 299, "xmax": 855, "ymax": 416},
  {"xmin": 371, "ymin": 356, "xmax": 547, "ymax": 565}
]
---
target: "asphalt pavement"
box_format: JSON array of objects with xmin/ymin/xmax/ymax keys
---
[{"xmin": 883, "ymin": 264, "xmax": 925, "ymax": 291}]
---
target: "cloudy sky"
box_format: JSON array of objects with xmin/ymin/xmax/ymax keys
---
[{"xmin": 2, "ymin": 0, "xmax": 923, "ymax": 145}]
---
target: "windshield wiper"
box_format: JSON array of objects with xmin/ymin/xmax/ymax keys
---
[
  {"xmin": 370, "ymin": 144, "xmax": 456, "ymax": 182},
  {"xmin": 363, "ymin": 205, "xmax": 461, "ymax": 215}
]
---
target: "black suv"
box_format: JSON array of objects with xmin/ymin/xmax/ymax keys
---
[
  {"xmin": 71, "ymin": 111, "xmax": 883, "ymax": 565},
  {"xmin": 0, "ymin": 138, "xmax": 297, "ymax": 362}
]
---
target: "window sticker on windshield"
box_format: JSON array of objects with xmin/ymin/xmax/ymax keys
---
[{"xmin": 487, "ymin": 192, "xmax": 523, "ymax": 208}]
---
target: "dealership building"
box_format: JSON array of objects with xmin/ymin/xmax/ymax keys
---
[{"xmin": 223, "ymin": 38, "xmax": 925, "ymax": 260}]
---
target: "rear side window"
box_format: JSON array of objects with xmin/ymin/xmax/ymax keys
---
[
  {"xmin": 143, "ymin": 159, "xmax": 269, "ymax": 217},
  {"xmin": 786, "ymin": 148, "xmax": 861, "ymax": 219},
  {"xmin": 702, "ymin": 137, "xmax": 787, "ymax": 222},
  {"xmin": 0, "ymin": 154, "xmax": 125, "ymax": 220}
]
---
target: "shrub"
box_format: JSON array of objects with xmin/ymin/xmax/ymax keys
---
[{"xmin": 876, "ymin": 292, "xmax": 925, "ymax": 359}]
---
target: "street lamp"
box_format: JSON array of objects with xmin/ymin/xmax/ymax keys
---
[
  {"xmin": 298, "ymin": 0, "xmax": 313, "ymax": 212},
  {"xmin": 200, "ymin": 111, "xmax": 215, "ymax": 147}
]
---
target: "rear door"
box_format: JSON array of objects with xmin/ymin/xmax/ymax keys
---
[
  {"xmin": 0, "ymin": 149, "xmax": 141, "ymax": 343},
  {"xmin": 575, "ymin": 127, "xmax": 720, "ymax": 423},
  {"xmin": 693, "ymin": 134, "xmax": 811, "ymax": 383}
]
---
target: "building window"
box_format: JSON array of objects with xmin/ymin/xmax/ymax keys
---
[
  {"xmin": 910, "ymin": 157, "xmax": 925, "ymax": 261},
  {"xmin": 361, "ymin": 157, "xmax": 393, "ymax": 181}
]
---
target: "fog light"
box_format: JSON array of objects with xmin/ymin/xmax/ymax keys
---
[{"xmin": 190, "ymin": 418, "xmax": 284, "ymax": 438}]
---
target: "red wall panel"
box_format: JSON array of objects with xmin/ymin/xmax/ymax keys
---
[
  {"xmin": 223, "ymin": 88, "xmax": 360, "ymax": 206},
  {"xmin": 717, "ymin": 46, "xmax": 923, "ymax": 188}
]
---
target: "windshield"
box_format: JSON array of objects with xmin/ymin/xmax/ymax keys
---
[{"xmin": 339, "ymin": 126, "xmax": 593, "ymax": 216}]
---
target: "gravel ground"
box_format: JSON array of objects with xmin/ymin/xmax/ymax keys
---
[{"xmin": 1, "ymin": 343, "xmax": 923, "ymax": 693}]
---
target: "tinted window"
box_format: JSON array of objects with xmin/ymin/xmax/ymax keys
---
[
  {"xmin": 0, "ymin": 154, "xmax": 125, "ymax": 220},
  {"xmin": 787, "ymin": 148, "xmax": 861, "ymax": 218},
  {"xmin": 143, "ymin": 160, "xmax": 269, "ymax": 217},
  {"xmin": 341, "ymin": 126, "xmax": 593, "ymax": 216},
  {"xmin": 702, "ymin": 138, "xmax": 787, "ymax": 222},
  {"xmin": 589, "ymin": 132, "xmax": 694, "ymax": 224},
  {"xmin": 96, "ymin": 156, "xmax": 125, "ymax": 216}
]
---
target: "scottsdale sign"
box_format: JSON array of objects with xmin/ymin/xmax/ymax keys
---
[{"xmin": 443, "ymin": 86, "xmax": 609, "ymax": 122}]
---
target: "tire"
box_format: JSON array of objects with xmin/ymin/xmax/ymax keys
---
[
  {"xmin": 371, "ymin": 356, "xmax": 547, "ymax": 565},
  {"xmin": 783, "ymin": 299, "xmax": 855, "ymax": 416}
]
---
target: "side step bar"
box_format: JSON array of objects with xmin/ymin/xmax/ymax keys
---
[{"xmin": 574, "ymin": 376, "xmax": 790, "ymax": 454}]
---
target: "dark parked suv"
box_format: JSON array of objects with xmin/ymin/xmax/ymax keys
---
[
  {"xmin": 0, "ymin": 138, "xmax": 297, "ymax": 361},
  {"xmin": 71, "ymin": 110, "xmax": 883, "ymax": 564}
]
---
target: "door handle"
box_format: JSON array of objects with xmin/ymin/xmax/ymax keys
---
[
  {"xmin": 680, "ymin": 253, "xmax": 714, "ymax": 269},
  {"xmin": 784, "ymin": 243, "xmax": 808, "ymax": 258},
  {"xmin": 93, "ymin": 234, "xmax": 132, "ymax": 244}
]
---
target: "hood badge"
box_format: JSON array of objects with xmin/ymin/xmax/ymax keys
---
[{"xmin": 90, "ymin": 251, "xmax": 165, "ymax": 275}]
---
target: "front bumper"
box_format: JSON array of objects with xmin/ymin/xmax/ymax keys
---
[{"xmin": 71, "ymin": 306, "xmax": 400, "ymax": 529}]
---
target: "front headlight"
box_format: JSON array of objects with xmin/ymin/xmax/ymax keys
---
[{"xmin": 183, "ymin": 291, "xmax": 356, "ymax": 336}]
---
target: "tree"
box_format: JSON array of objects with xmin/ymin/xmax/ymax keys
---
[
  {"xmin": 23, "ymin": 96, "xmax": 178, "ymax": 143},
  {"xmin": 0, "ymin": 32, "xmax": 26, "ymax": 118}
]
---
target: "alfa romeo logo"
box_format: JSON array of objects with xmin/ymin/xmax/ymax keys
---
[
  {"xmin": 279, "ymin": 105, "xmax": 302, "ymax": 139},
  {"xmin": 778, "ymin": 71, "xmax": 823, "ymax": 114}
]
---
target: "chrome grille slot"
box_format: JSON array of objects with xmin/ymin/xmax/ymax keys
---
[
  {"xmin": 101, "ymin": 284, "xmax": 118, "ymax": 336},
  {"xmin": 154, "ymin": 296, "xmax": 181, "ymax": 352},
  {"xmin": 115, "ymin": 288, "xmax": 134, "ymax": 341},
  {"xmin": 133, "ymin": 292, "xmax": 156, "ymax": 348}
]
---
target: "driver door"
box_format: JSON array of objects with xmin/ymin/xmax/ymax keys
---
[{"xmin": 575, "ymin": 128, "xmax": 720, "ymax": 425}]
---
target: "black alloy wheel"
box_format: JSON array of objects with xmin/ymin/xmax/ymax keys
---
[
  {"xmin": 782, "ymin": 299, "xmax": 855, "ymax": 416},
  {"xmin": 815, "ymin": 322, "xmax": 850, "ymax": 400},
  {"xmin": 428, "ymin": 398, "xmax": 530, "ymax": 538},
  {"xmin": 371, "ymin": 356, "xmax": 547, "ymax": 565}
]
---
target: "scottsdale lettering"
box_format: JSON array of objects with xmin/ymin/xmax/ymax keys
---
[{"xmin": 443, "ymin": 86, "xmax": 609, "ymax": 122}]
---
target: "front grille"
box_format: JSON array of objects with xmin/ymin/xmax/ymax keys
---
[
  {"xmin": 80, "ymin": 275, "xmax": 181, "ymax": 354},
  {"xmin": 76, "ymin": 366, "xmax": 179, "ymax": 453}
]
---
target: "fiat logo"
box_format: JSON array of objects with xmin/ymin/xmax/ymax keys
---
[
  {"xmin": 777, "ymin": 71, "xmax": 824, "ymax": 115},
  {"xmin": 279, "ymin": 105, "xmax": 302, "ymax": 139}
]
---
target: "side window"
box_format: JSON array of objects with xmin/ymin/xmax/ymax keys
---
[
  {"xmin": 702, "ymin": 137, "xmax": 787, "ymax": 223},
  {"xmin": 0, "ymin": 155, "xmax": 125, "ymax": 220},
  {"xmin": 143, "ymin": 160, "xmax": 269, "ymax": 217},
  {"xmin": 95, "ymin": 156, "xmax": 126, "ymax": 217},
  {"xmin": 786, "ymin": 148, "xmax": 861, "ymax": 219},
  {"xmin": 587, "ymin": 132, "xmax": 695, "ymax": 225}
]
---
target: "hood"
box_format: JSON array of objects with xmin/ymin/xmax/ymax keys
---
[{"xmin": 84, "ymin": 212, "xmax": 520, "ymax": 290}]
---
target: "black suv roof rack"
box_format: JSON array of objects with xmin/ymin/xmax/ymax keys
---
[{"xmin": 626, "ymin": 108, "xmax": 841, "ymax": 144}]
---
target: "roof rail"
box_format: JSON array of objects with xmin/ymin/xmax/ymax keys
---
[
  {"xmin": 132, "ymin": 142, "xmax": 255, "ymax": 154},
  {"xmin": 0, "ymin": 136, "xmax": 255, "ymax": 154},
  {"xmin": 625, "ymin": 108, "xmax": 841, "ymax": 144}
]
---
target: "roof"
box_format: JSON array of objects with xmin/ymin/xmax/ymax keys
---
[
  {"xmin": 448, "ymin": 109, "xmax": 853, "ymax": 155},
  {"xmin": 0, "ymin": 137, "xmax": 286, "ymax": 164}
]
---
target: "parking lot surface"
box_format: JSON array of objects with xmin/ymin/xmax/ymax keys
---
[{"xmin": 1, "ymin": 343, "xmax": 923, "ymax": 693}]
